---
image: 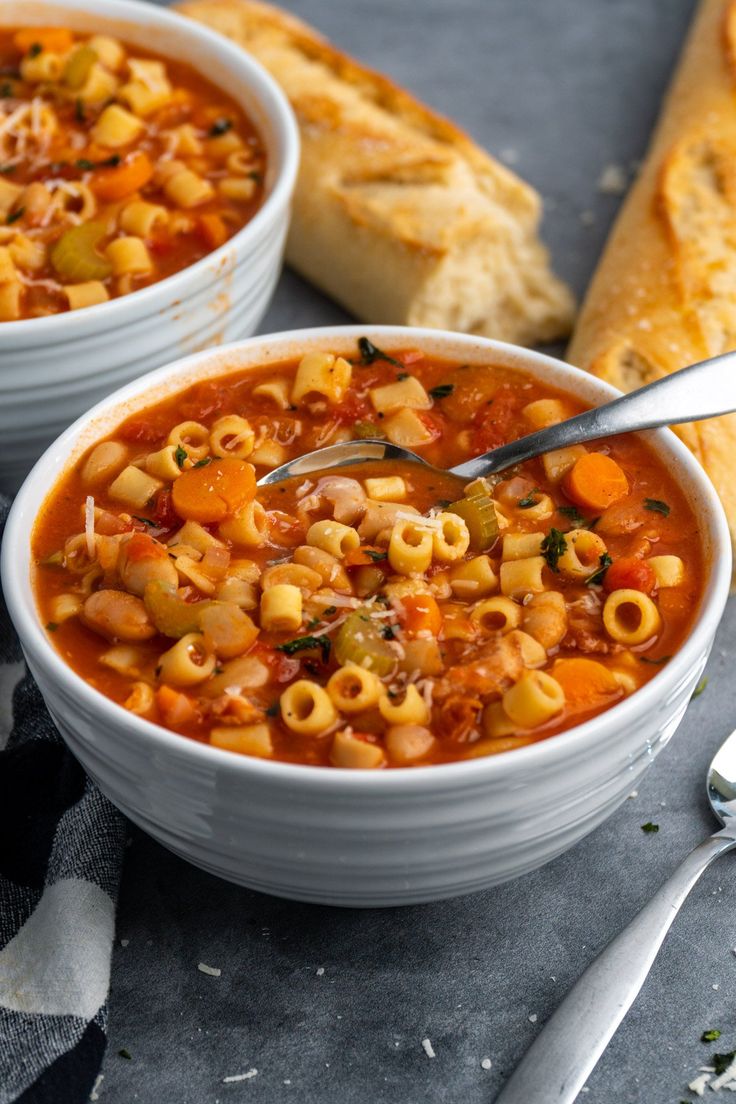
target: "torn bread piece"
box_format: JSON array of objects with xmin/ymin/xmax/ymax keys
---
[{"xmin": 177, "ymin": 0, "xmax": 574, "ymax": 345}]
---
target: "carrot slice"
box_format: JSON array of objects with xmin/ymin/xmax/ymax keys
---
[
  {"xmin": 13, "ymin": 27, "xmax": 74, "ymax": 54},
  {"xmin": 344, "ymin": 545, "xmax": 388, "ymax": 568},
  {"xmin": 562, "ymin": 453, "xmax": 629, "ymax": 512},
  {"xmin": 156, "ymin": 685, "xmax": 198, "ymax": 727},
  {"xmin": 399, "ymin": 594, "xmax": 442, "ymax": 638},
  {"xmin": 603, "ymin": 557, "xmax": 655, "ymax": 595},
  {"xmin": 198, "ymin": 213, "xmax": 228, "ymax": 250},
  {"xmin": 551, "ymin": 658, "xmax": 619, "ymax": 708},
  {"xmin": 91, "ymin": 151, "xmax": 154, "ymax": 202},
  {"xmin": 172, "ymin": 457, "xmax": 256, "ymax": 524}
]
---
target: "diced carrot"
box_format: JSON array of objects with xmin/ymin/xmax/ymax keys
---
[
  {"xmin": 13, "ymin": 27, "xmax": 75, "ymax": 54},
  {"xmin": 90, "ymin": 151, "xmax": 154, "ymax": 202},
  {"xmin": 156, "ymin": 685, "xmax": 198, "ymax": 727},
  {"xmin": 562, "ymin": 453, "xmax": 629, "ymax": 512},
  {"xmin": 344, "ymin": 545, "xmax": 389, "ymax": 568},
  {"xmin": 171, "ymin": 457, "xmax": 256, "ymax": 523},
  {"xmin": 603, "ymin": 557, "xmax": 656, "ymax": 595},
  {"xmin": 551, "ymin": 658, "xmax": 620, "ymax": 708},
  {"xmin": 399, "ymin": 594, "xmax": 443, "ymax": 638},
  {"xmin": 197, "ymin": 213, "xmax": 228, "ymax": 250}
]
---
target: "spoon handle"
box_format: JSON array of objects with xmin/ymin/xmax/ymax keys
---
[
  {"xmin": 494, "ymin": 828, "xmax": 736, "ymax": 1104},
  {"xmin": 451, "ymin": 352, "xmax": 736, "ymax": 480}
]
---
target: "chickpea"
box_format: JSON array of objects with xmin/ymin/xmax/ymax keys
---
[
  {"xmin": 118, "ymin": 533, "xmax": 178, "ymax": 597},
  {"xmin": 82, "ymin": 590, "xmax": 156, "ymax": 642}
]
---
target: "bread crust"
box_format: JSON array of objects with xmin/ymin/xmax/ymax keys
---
[
  {"xmin": 568, "ymin": 0, "xmax": 736, "ymax": 549},
  {"xmin": 176, "ymin": 0, "xmax": 573, "ymax": 345}
]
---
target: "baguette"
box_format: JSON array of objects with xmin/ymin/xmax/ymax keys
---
[
  {"xmin": 568, "ymin": 0, "xmax": 736, "ymax": 549},
  {"xmin": 176, "ymin": 0, "xmax": 574, "ymax": 345}
]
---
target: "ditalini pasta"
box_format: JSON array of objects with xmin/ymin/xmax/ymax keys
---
[
  {"xmin": 32, "ymin": 339, "xmax": 705, "ymax": 768},
  {"xmin": 0, "ymin": 26, "xmax": 266, "ymax": 320}
]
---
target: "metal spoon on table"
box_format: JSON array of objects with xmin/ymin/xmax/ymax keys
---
[
  {"xmin": 257, "ymin": 351, "xmax": 736, "ymax": 486},
  {"xmin": 494, "ymin": 725, "xmax": 736, "ymax": 1104}
]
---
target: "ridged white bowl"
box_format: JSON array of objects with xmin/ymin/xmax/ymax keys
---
[
  {"xmin": 0, "ymin": 0, "xmax": 299, "ymax": 492},
  {"xmin": 2, "ymin": 326, "xmax": 731, "ymax": 906}
]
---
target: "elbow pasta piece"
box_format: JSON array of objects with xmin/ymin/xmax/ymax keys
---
[
  {"xmin": 364, "ymin": 476, "xmax": 407, "ymax": 502},
  {"xmin": 91, "ymin": 104, "xmax": 144, "ymax": 147},
  {"xmin": 158, "ymin": 633, "xmax": 216, "ymax": 687},
  {"xmin": 88, "ymin": 34, "xmax": 125, "ymax": 70},
  {"xmin": 293, "ymin": 545, "xmax": 352, "ymax": 591},
  {"xmin": 210, "ymin": 723, "xmax": 274, "ymax": 758},
  {"xmin": 449, "ymin": 555, "xmax": 498, "ymax": 599},
  {"xmin": 507, "ymin": 629, "xmax": 547, "ymax": 668},
  {"xmin": 218, "ymin": 177, "xmax": 256, "ymax": 202},
  {"xmin": 260, "ymin": 583, "xmax": 303, "ymax": 632},
  {"xmin": 0, "ymin": 178, "xmax": 22, "ymax": 216},
  {"xmin": 307, "ymin": 520, "xmax": 360, "ymax": 559},
  {"xmin": 648, "ymin": 555, "xmax": 685, "ymax": 588},
  {"xmin": 120, "ymin": 59, "xmax": 172, "ymax": 115},
  {"xmin": 522, "ymin": 398, "xmax": 571, "ymax": 429},
  {"xmin": 388, "ymin": 519, "xmax": 433, "ymax": 575},
  {"xmin": 167, "ymin": 421, "xmax": 210, "ymax": 463},
  {"xmin": 500, "ymin": 556, "xmax": 547, "ymax": 598},
  {"xmin": 378, "ymin": 685, "xmax": 430, "ymax": 726},
  {"xmin": 369, "ymin": 376, "xmax": 430, "ymax": 415},
  {"xmin": 164, "ymin": 169, "xmax": 215, "ymax": 209},
  {"xmin": 0, "ymin": 281, "xmax": 21, "ymax": 321},
  {"xmin": 482, "ymin": 701, "xmax": 519, "ymax": 739},
  {"xmin": 330, "ymin": 729, "xmax": 386, "ymax": 769},
  {"xmin": 557, "ymin": 529, "xmax": 608, "ymax": 580},
  {"xmin": 249, "ymin": 439, "xmax": 287, "ymax": 468},
  {"xmin": 514, "ymin": 493, "xmax": 554, "ymax": 523},
  {"xmin": 327, "ymin": 664, "xmax": 382, "ymax": 713},
  {"xmin": 602, "ymin": 589, "xmax": 662, "ymax": 646},
  {"xmin": 120, "ymin": 200, "xmax": 168, "ymax": 236},
  {"xmin": 168, "ymin": 520, "xmax": 226, "ymax": 554},
  {"xmin": 470, "ymin": 596, "xmax": 522, "ymax": 634},
  {"xmin": 0, "ymin": 246, "xmax": 16, "ymax": 283},
  {"xmin": 382, "ymin": 409, "xmax": 437, "ymax": 448},
  {"xmin": 432, "ymin": 513, "xmax": 470, "ymax": 562},
  {"xmin": 261, "ymin": 563, "xmax": 322, "ymax": 595},
  {"xmin": 64, "ymin": 281, "xmax": 109, "ymax": 310},
  {"xmin": 252, "ymin": 378, "xmax": 291, "ymax": 409},
  {"xmin": 76, "ymin": 63, "xmax": 118, "ymax": 104},
  {"xmin": 521, "ymin": 590, "xmax": 567, "ymax": 649},
  {"xmin": 145, "ymin": 445, "xmax": 182, "ymax": 482},
  {"xmin": 359, "ymin": 501, "xmax": 418, "ymax": 541},
  {"xmin": 291, "ymin": 352, "xmax": 352, "ymax": 404},
  {"xmin": 503, "ymin": 670, "xmax": 565, "ymax": 728},
  {"xmin": 106, "ymin": 236, "xmax": 152, "ymax": 276},
  {"xmin": 9, "ymin": 234, "xmax": 45, "ymax": 271},
  {"xmin": 81, "ymin": 441, "xmax": 128, "ymax": 486},
  {"xmin": 124, "ymin": 682, "xmax": 155, "ymax": 716},
  {"xmin": 502, "ymin": 532, "xmax": 545, "ymax": 561},
  {"xmin": 542, "ymin": 444, "xmax": 587, "ymax": 483},
  {"xmin": 108, "ymin": 465, "xmax": 163, "ymax": 509},
  {"xmin": 280, "ymin": 680, "xmax": 337, "ymax": 736},
  {"xmin": 209, "ymin": 415, "xmax": 255, "ymax": 460}
]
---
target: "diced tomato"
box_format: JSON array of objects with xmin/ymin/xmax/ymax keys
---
[
  {"xmin": 603, "ymin": 556, "xmax": 656, "ymax": 595},
  {"xmin": 399, "ymin": 349, "xmax": 425, "ymax": 366},
  {"xmin": 156, "ymin": 685, "xmax": 198, "ymax": 728},
  {"xmin": 470, "ymin": 386, "xmax": 521, "ymax": 453},
  {"xmin": 152, "ymin": 488, "xmax": 179, "ymax": 530},
  {"xmin": 117, "ymin": 419, "xmax": 163, "ymax": 445},
  {"xmin": 399, "ymin": 594, "xmax": 443, "ymax": 638},
  {"xmin": 334, "ymin": 394, "xmax": 373, "ymax": 425}
]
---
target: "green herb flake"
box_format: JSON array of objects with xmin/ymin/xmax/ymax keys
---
[
  {"xmin": 644, "ymin": 497, "xmax": 670, "ymax": 517},
  {"xmin": 132, "ymin": 515, "xmax": 156, "ymax": 528},
  {"xmin": 518, "ymin": 490, "xmax": 540, "ymax": 509},
  {"xmin": 248, "ymin": 170, "xmax": 263, "ymax": 184},
  {"xmin": 27, "ymin": 43, "xmax": 43, "ymax": 58},
  {"xmin": 193, "ymin": 457, "xmax": 211, "ymax": 469},
  {"xmin": 45, "ymin": 621, "xmax": 59, "ymax": 632},
  {"xmin": 587, "ymin": 552, "xmax": 613, "ymax": 587},
  {"xmin": 429, "ymin": 383, "xmax": 454, "ymax": 400},
  {"xmin": 702, "ymin": 1029, "xmax": 722, "ymax": 1043},
  {"xmin": 691, "ymin": 676, "xmax": 709, "ymax": 700},
  {"xmin": 118, "ymin": 1048, "xmax": 132, "ymax": 1060},
  {"xmin": 540, "ymin": 528, "xmax": 567, "ymax": 572},
  {"xmin": 306, "ymin": 617, "xmax": 321, "ymax": 630},
  {"xmin": 174, "ymin": 445, "xmax": 188, "ymax": 469},
  {"xmin": 6, "ymin": 206, "xmax": 24, "ymax": 225},
  {"xmin": 381, "ymin": 624, "xmax": 396, "ymax": 640},
  {"xmin": 436, "ymin": 499, "xmax": 451, "ymax": 509},
  {"xmin": 209, "ymin": 117, "xmax": 233, "ymax": 136},
  {"xmin": 557, "ymin": 504, "xmax": 587, "ymax": 526},
  {"xmin": 713, "ymin": 1051, "xmax": 736, "ymax": 1076},
  {"xmin": 265, "ymin": 702, "xmax": 279, "ymax": 717},
  {"xmin": 76, "ymin": 155, "xmax": 121, "ymax": 171},
  {"xmin": 213, "ymin": 665, "xmax": 224, "ymax": 676},
  {"xmin": 641, "ymin": 821, "xmax": 659, "ymax": 833},
  {"xmin": 276, "ymin": 634, "xmax": 331, "ymax": 664},
  {"xmin": 365, "ymin": 550, "xmax": 388, "ymax": 562},
  {"xmin": 356, "ymin": 336, "xmax": 403, "ymax": 369},
  {"xmin": 323, "ymin": 605, "xmax": 337, "ymax": 617}
]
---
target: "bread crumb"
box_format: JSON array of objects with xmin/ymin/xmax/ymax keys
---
[
  {"xmin": 597, "ymin": 164, "xmax": 628, "ymax": 195},
  {"xmin": 198, "ymin": 962, "xmax": 221, "ymax": 977},
  {"xmin": 528, "ymin": 1013, "xmax": 538, "ymax": 1023},
  {"xmin": 316, "ymin": 967, "xmax": 325, "ymax": 976},
  {"xmin": 627, "ymin": 790, "xmax": 638, "ymax": 799},
  {"xmin": 421, "ymin": 1038, "xmax": 436, "ymax": 1058},
  {"xmin": 481, "ymin": 1057, "xmax": 492, "ymax": 1070}
]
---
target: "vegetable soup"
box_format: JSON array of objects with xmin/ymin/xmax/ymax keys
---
[
  {"xmin": 32, "ymin": 339, "xmax": 705, "ymax": 768},
  {"xmin": 0, "ymin": 26, "xmax": 266, "ymax": 319}
]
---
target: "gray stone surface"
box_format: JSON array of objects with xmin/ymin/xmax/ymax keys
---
[{"xmin": 101, "ymin": 2, "xmax": 736, "ymax": 1101}]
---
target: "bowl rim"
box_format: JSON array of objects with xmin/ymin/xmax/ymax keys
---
[
  {"xmin": 3, "ymin": 324, "xmax": 731, "ymax": 791},
  {"xmin": 0, "ymin": 0, "xmax": 300, "ymax": 342}
]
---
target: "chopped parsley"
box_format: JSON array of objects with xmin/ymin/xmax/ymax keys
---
[
  {"xmin": 586, "ymin": 552, "xmax": 613, "ymax": 587},
  {"xmin": 174, "ymin": 445, "xmax": 188, "ymax": 469},
  {"xmin": 702, "ymin": 1029, "xmax": 722, "ymax": 1043},
  {"xmin": 76, "ymin": 155, "xmax": 121, "ymax": 170},
  {"xmin": 691, "ymin": 676, "xmax": 708, "ymax": 699},
  {"xmin": 45, "ymin": 621, "xmax": 59, "ymax": 632},
  {"xmin": 364, "ymin": 549, "xmax": 387, "ymax": 562},
  {"xmin": 713, "ymin": 1050, "xmax": 736, "ymax": 1076},
  {"xmin": 641, "ymin": 821, "xmax": 659, "ymax": 833},
  {"xmin": 248, "ymin": 170, "xmax": 263, "ymax": 184},
  {"xmin": 356, "ymin": 336, "xmax": 403, "ymax": 369},
  {"xmin": 27, "ymin": 43, "xmax": 43, "ymax": 58},
  {"xmin": 540, "ymin": 528, "xmax": 567, "ymax": 572},
  {"xmin": 213, "ymin": 666, "xmax": 224, "ymax": 676},
  {"xmin": 209, "ymin": 117, "xmax": 233, "ymax": 136},
  {"xmin": 557, "ymin": 504, "xmax": 587, "ymax": 526},
  {"xmin": 429, "ymin": 383, "xmax": 454, "ymax": 400},
  {"xmin": 265, "ymin": 702, "xmax": 280, "ymax": 717},
  {"xmin": 322, "ymin": 605, "xmax": 337, "ymax": 616},
  {"xmin": 6, "ymin": 207, "xmax": 24, "ymax": 225},
  {"xmin": 436, "ymin": 498, "xmax": 451, "ymax": 509},
  {"xmin": 276, "ymin": 634, "xmax": 331, "ymax": 664},
  {"xmin": 192, "ymin": 457, "xmax": 211, "ymax": 468},
  {"xmin": 118, "ymin": 1048, "xmax": 132, "ymax": 1060},
  {"xmin": 518, "ymin": 490, "xmax": 540, "ymax": 509},
  {"xmin": 381, "ymin": 624, "xmax": 396, "ymax": 640},
  {"xmin": 644, "ymin": 498, "xmax": 670, "ymax": 517},
  {"xmin": 306, "ymin": 617, "xmax": 321, "ymax": 630},
  {"xmin": 132, "ymin": 515, "xmax": 156, "ymax": 528}
]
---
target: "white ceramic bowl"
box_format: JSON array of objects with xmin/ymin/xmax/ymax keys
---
[
  {"xmin": 0, "ymin": 0, "xmax": 299, "ymax": 493},
  {"xmin": 2, "ymin": 326, "xmax": 731, "ymax": 907}
]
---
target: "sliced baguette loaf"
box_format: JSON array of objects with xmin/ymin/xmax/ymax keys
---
[
  {"xmin": 176, "ymin": 0, "xmax": 574, "ymax": 345},
  {"xmin": 568, "ymin": 0, "xmax": 736, "ymax": 547}
]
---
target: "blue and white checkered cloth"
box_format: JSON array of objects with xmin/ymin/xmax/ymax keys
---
[{"xmin": 0, "ymin": 497, "xmax": 125, "ymax": 1104}]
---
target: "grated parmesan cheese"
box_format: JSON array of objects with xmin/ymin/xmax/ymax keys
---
[
  {"xmin": 421, "ymin": 1038, "xmax": 436, "ymax": 1058},
  {"xmin": 197, "ymin": 962, "xmax": 221, "ymax": 977},
  {"xmin": 481, "ymin": 1058, "xmax": 492, "ymax": 1070},
  {"xmin": 688, "ymin": 1072, "xmax": 711, "ymax": 1096},
  {"xmin": 712, "ymin": 1059, "xmax": 736, "ymax": 1091},
  {"xmin": 85, "ymin": 496, "xmax": 96, "ymax": 559},
  {"xmin": 395, "ymin": 510, "xmax": 442, "ymax": 532},
  {"xmin": 222, "ymin": 1070, "xmax": 258, "ymax": 1083},
  {"xmin": 89, "ymin": 1073, "xmax": 104, "ymax": 1100}
]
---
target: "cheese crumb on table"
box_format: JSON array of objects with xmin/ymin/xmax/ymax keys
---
[
  {"xmin": 223, "ymin": 1070, "xmax": 258, "ymax": 1083},
  {"xmin": 421, "ymin": 1038, "xmax": 436, "ymax": 1058},
  {"xmin": 480, "ymin": 1058, "xmax": 492, "ymax": 1070},
  {"xmin": 316, "ymin": 967, "xmax": 325, "ymax": 976},
  {"xmin": 597, "ymin": 163, "xmax": 628, "ymax": 195},
  {"xmin": 197, "ymin": 962, "xmax": 221, "ymax": 977},
  {"xmin": 528, "ymin": 1013, "xmax": 538, "ymax": 1023}
]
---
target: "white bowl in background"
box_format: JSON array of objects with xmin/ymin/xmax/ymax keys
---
[
  {"xmin": 0, "ymin": 0, "xmax": 299, "ymax": 492},
  {"xmin": 2, "ymin": 326, "xmax": 730, "ymax": 907}
]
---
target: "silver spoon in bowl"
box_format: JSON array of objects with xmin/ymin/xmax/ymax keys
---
[
  {"xmin": 257, "ymin": 351, "xmax": 736, "ymax": 486},
  {"xmin": 494, "ymin": 723, "xmax": 736, "ymax": 1104}
]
